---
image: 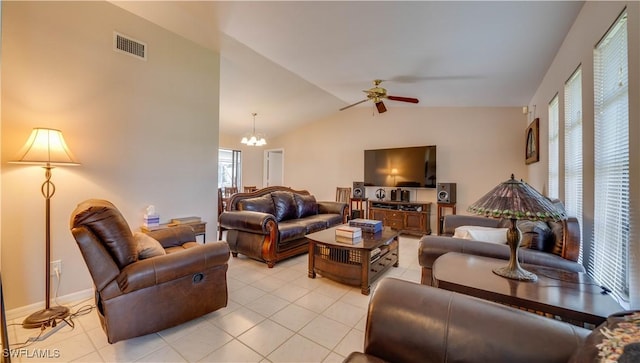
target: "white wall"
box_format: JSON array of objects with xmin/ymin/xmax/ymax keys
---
[
  {"xmin": 1, "ymin": 2, "xmax": 220, "ymax": 309},
  {"xmin": 527, "ymin": 1, "xmax": 640, "ymax": 307},
  {"xmin": 261, "ymin": 106, "xmax": 527, "ymax": 230}
]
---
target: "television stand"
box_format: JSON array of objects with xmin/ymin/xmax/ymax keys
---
[{"xmin": 369, "ymin": 201, "xmax": 431, "ymax": 236}]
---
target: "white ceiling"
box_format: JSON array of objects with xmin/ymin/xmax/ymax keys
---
[{"xmin": 112, "ymin": 1, "xmax": 584, "ymax": 138}]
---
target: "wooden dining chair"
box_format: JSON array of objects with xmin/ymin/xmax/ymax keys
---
[
  {"xmin": 336, "ymin": 187, "xmax": 352, "ymax": 203},
  {"xmin": 243, "ymin": 186, "xmax": 258, "ymax": 193},
  {"xmin": 223, "ymin": 186, "xmax": 238, "ymax": 199}
]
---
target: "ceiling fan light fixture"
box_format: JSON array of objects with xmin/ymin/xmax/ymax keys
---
[{"xmin": 240, "ymin": 112, "xmax": 267, "ymax": 147}]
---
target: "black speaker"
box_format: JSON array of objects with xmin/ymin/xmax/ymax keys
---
[
  {"xmin": 437, "ymin": 183, "xmax": 456, "ymax": 204},
  {"xmin": 351, "ymin": 210, "xmax": 362, "ymax": 219},
  {"xmin": 353, "ymin": 182, "xmax": 365, "ymax": 198}
]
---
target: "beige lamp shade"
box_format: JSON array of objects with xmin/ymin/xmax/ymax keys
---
[{"xmin": 11, "ymin": 128, "xmax": 79, "ymax": 165}]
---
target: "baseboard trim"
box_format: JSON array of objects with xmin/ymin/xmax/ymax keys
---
[{"xmin": 6, "ymin": 288, "xmax": 94, "ymax": 321}]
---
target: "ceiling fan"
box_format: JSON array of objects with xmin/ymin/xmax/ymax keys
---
[{"xmin": 339, "ymin": 79, "xmax": 419, "ymax": 113}]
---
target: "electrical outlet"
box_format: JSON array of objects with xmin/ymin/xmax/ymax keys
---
[{"xmin": 50, "ymin": 260, "xmax": 62, "ymax": 276}]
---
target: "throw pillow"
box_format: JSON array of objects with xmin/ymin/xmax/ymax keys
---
[
  {"xmin": 453, "ymin": 226, "xmax": 508, "ymax": 244},
  {"xmin": 134, "ymin": 232, "xmax": 166, "ymax": 259},
  {"xmin": 238, "ymin": 194, "xmax": 276, "ymax": 215},
  {"xmin": 271, "ymin": 191, "xmax": 298, "ymax": 222},
  {"xmin": 294, "ymin": 193, "xmax": 318, "ymax": 218},
  {"xmin": 517, "ymin": 220, "xmax": 553, "ymax": 250}
]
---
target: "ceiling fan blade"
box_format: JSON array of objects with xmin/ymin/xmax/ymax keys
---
[
  {"xmin": 387, "ymin": 95, "xmax": 419, "ymax": 104},
  {"xmin": 375, "ymin": 100, "xmax": 387, "ymax": 113},
  {"xmin": 339, "ymin": 98, "xmax": 370, "ymax": 111}
]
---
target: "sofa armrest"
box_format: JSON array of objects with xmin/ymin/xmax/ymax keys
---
[
  {"xmin": 318, "ymin": 201, "xmax": 348, "ymax": 217},
  {"xmin": 562, "ymin": 217, "xmax": 581, "ymax": 262},
  {"xmin": 442, "ymin": 214, "xmax": 502, "ymax": 235},
  {"xmin": 146, "ymin": 225, "xmax": 196, "ymax": 249},
  {"xmin": 116, "ymin": 241, "xmax": 230, "ymax": 294},
  {"xmin": 354, "ymin": 278, "xmax": 588, "ymax": 363},
  {"xmin": 219, "ymin": 211, "xmax": 277, "ymax": 235}
]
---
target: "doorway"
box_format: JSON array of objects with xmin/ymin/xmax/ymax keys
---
[{"xmin": 263, "ymin": 148, "xmax": 284, "ymax": 187}]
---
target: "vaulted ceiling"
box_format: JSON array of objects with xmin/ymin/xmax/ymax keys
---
[{"xmin": 112, "ymin": 1, "xmax": 584, "ymax": 138}]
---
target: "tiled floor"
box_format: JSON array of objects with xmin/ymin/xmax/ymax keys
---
[{"xmin": 5, "ymin": 236, "xmax": 422, "ymax": 362}]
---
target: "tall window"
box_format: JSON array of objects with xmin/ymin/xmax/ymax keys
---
[
  {"xmin": 564, "ymin": 67, "xmax": 583, "ymax": 239},
  {"xmin": 548, "ymin": 94, "xmax": 559, "ymax": 199},
  {"xmin": 591, "ymin": 11, "xmax": 629, "ymax": 303},
  {"xmin": 218, "ymin": 149, "xmax": 242, "ymax": 188}
]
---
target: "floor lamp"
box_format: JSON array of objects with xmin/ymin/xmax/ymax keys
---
[{"xmin": 11, "ymin": 128, "xmax": 79, "ymax": 329}]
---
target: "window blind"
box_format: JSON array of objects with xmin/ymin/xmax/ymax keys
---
[
  {"xmin": 548, "ymin": 95, "xmax": 559, "ymax": 199},
  {"xmin": 591, "ymin": 11, "xmax": 629, "ymax": 303},
  {"xmin": 564, "ymin": 67, "xmax": 583, "ymax": 244}
]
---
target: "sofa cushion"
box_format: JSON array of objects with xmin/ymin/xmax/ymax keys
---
[
  {"xmin": 271, "ymin": 191, "xmax": 298, "ymax": 222},
  {"xmin": 294, "ymin": 193, "xmax": 318, "ymax": 218},
  {"xmin": 297, "ymin": 216, "xmax": 328, "ymax": 234},
  {"xmin": 238, "ymin": 194, "xmax": 276, "ymax": 215},
  {"xmin": 277, "ymin": 220, "xmax": 307, "ymax": 242},
  {"xmin": 517, "ymin": 220, "xmax": 553, "ymax": 251},
  {"xmin": 312, "ymin": 213, "xmax": 344, "ymax": 228}
]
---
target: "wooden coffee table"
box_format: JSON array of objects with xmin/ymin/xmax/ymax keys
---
[
  {"xmin": 432, "ymin": 252, "xmax": 623, "ymax": 326},
  {"xmin": 307, "ymin": 226, "xmax": 399, "ymax": 295}
]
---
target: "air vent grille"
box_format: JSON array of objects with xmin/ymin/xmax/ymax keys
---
[{"xmin": 113, "ymin": 32, "xmax": 147, "ymax": 60}]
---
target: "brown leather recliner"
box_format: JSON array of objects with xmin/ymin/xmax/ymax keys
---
[
  {"xmin": 70, "ymin": 199, "xmax": 230, "ymax": 343},
  {"xmin": 344, "ymin": 278, "xmax": 591, "ymax": 363}
]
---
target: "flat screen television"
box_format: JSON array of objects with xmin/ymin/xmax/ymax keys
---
[{"xmin": 364, "ymin": 145, "xmax": 436, "ymax": 188}]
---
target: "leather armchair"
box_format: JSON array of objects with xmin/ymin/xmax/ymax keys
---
[
  {"xmin": 70, "ymin": 199, "xmax": 230, "ymax": 343},
  {"xmin": 344, "ymin": 278, "xmax": 590, "ymax": 363}
]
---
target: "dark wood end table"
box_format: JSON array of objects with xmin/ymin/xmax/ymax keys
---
[
  {"xmin": 432, "ymin": 252, "xmax": 623, "ymax": 326},
  {"xmin": 307, "ymin": 226, "xmax": 399, "ymax": 295}
]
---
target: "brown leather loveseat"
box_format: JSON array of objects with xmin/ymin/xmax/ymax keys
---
[
  {"xmin": 70, "ymin": 199, "xmax": 230, "ymax": 343},
  {"xmin": 219, "ymin": 186, "xmax": 348, "ymax": 267},
  {"xmin": 419, "ymin": 213, "xmax": 584, "ymax": 285},
  {"xmin": 344, "ymin": 278, "xmax": 592, "ymax": 363}
]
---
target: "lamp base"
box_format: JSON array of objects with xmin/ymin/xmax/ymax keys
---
[
  {"xmin": 492, "ymin": 265, "xmax": 538, "ymax": 282},
  {"xmin": 22, "ymin": 305, "xmax": 70, "ymax": 329}
]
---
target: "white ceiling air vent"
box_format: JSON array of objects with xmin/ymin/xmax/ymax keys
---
[{"xmin": 113, "ymin": 31, "xmax": 147, "ymax": 61}]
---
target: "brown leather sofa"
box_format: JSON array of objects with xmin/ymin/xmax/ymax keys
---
[
  {"xmin": 343, "ymin": 278, "xmax": 591, "ymax": 363},
  {"xmin": 70, "ymin": 199, "xmax": 230, "ymax": 343},
  {"xmin": 419, "ymin": 213, "xmax": 584, "ymax": 285},
  {"xmin": 219, "ymin": 186, "xmax": 348, "ymax": 267}
]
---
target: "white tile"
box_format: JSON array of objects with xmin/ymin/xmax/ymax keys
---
[
  {"xmin": 270, "ymin": 304, "xmax": 318, "ymax": 332},
  {"xmin": 271, "ymin": 284, "xmax": 310, "ymax": 302},
  {"xmin": 86, "ymin": 327, "xmax": 110, "ymax": 350},
  {"xmin": 267, "ymin": 334, "xmax": 330, "ymax": 363},
  {"xmin": 229, "ymin": 285, "xmax": 267, "ymax": 306},
  {"xmin": 322, "ymin": 300, "xmax": 367, "ymax": 327},
  {"xmin": 98, "ymin": 333, "xmax": 166, "ymax": 362},
  {"xmin": 211, "ymin": 307, "xmax": 266, "ymax": 337},
  {"xmin": 293, "ymin": 291, "xmax": 337, "ymax": 313},
  {"xmin": 19, "ymin": 332, "xmax": 95, "ymax": 363},
  {"xmin": 332, "ymin": 329, "xmax": 364, "ymax": 358},
  {"xmin": 323, "ymin": 351, "xmax": 346, "ymax": 363},
  {"xmin": 199, "ymin": 339, "xmax": 263, "ymax": 362},
  {"xmin": 168, "ymin": 324, "xmax": 233, "ymax": 362},
  {"xmin": 72, "ymin": 351, "xmax": 105, "ymax": 362},
  {"xmin": 158, "ymin": 316, "xmax": 212, "ymax": 343},
  {"xmin": 299, "ymin": 315, "xmax": 350, "ymax": 350},
  {"xmin": 338, "ymin": 290, "xmax": 372, "ymax": 310},
  {"xmin": 270, "ymin": 268, "xmax": 304, "ymax": 283},
  {"xmin": 244, "ymin": 294, "xmax": 290, "ymax": 317},
  {"xmin": 354, "ymin": 315, "xmax": 367, "ymax": 332},
  {"xmin": 250, "ymin": 276, "xmax": 289, "ymax": 293},
  {"xmin": 136, "ymin": 345, "xmax": 187, "ymax": 362},
  {"xmin": 227, "ymin": 276, "xmax": 248, "ymax": 292},
  {"xmin": 289, "ymin": 274, "xmax": 324, "ymax": 290},
  {"xmin": 237, "ymin": 319, "xmax": 294, "ymax": 357}
]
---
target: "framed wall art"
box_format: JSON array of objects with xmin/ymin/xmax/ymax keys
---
[{"xmin": 525, "ymin": 118, "xmax": 539, "ymax": 165}]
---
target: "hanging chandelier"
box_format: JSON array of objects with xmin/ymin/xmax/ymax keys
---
[{"xmin": 240, "ymin": 112, "xmax": 267, "ymax": 146}]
